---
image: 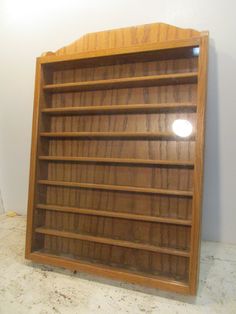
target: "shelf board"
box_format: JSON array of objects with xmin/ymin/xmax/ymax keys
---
[
  {"xmin": 38, "ymin": 180, "xmax": 193, "ymax": 197},
  {"xmin": 43, "ymin": 72, "xmax": 198, "ymax": 93},
  {"xmin": 41, "ymin": 103, "xmax": 197, "ymax": 115},
  {"xmin": 35, "ymin": 227, "xmax": 190, "ymax": 257},
  {"xmin": 40, "ymin": 37, "xmax": 200, "ymax": 68},
  {"xmin": 38, "ymin": 156, "xmax": 194, "ymax": 167},
  {"xmin": 40, "ymin": 131, "xmax": 195, "ymax": 140},
  {"xmin": 29, "ymin": 251, "xmax": 189, "ymax": 293},
  {"xmin": 36, "ymin": 203, "xmax": 192, "ymax": 226}
]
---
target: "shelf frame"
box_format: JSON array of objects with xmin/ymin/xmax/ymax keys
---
[{"xmin": 25, "ymin": 23, "xmax": 208, "ymax": 295}]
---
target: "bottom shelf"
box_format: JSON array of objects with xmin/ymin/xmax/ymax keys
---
[
  {"xmin": 32, "ymin": 225, "xmax": 190, "ymax": 285},
  {"xmin": 28, "ymin": 249, "xmax": 190, "ymax": 294}
]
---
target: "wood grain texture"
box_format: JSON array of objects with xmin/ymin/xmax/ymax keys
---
[
  {"xmin": 36, "ymin": 203, "xmax": 192, "ymax": 225},
  {"xmin": 41, "ymin": 102, "xmax": 196, "ymax": 115},
  {"xmin": 38, "ymin": 155, "xmax": 194, "ymax": 166},
  {"xmin": 43, "ymin": 72, "xmax": 198, "ymax": 93},
  {"xmin": 26, "ymin": 22, "xmax": 208, "ymax": 295},
  {"xmin": 54, "ymin": 23, "xmax": 201, "ymax": 55},
  {"xmin": 189, "ymin": 33, "xmax": 209, "ymax": 295}
]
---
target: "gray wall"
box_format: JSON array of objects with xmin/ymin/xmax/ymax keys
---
[
  {"xmin": 0, "ymin": 190, "xmax": 4, "ymax": 214},
  {"xmin": 0, "ymin": 0, "xmax": 235, "ymax": 244}
]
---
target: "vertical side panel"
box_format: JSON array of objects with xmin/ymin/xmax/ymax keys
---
[
  {"xmin": 189, "ymin": 34, "xmax": 209, "ymax": 294},
  {"xmin": 25, "ymin": 61, "xmax": 50, "ymax": 255},
  {"xmin": 25, "ymin": 60, "xmax": 42, "ymax": 256}
]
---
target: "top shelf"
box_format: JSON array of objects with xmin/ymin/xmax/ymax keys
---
[
  {"xmin": 40, "ymin": 38, "xmax": 200, "ymax": 70},
  {"xmin": 44, "ymin": 72, "xmax": 198, "ymax": 93}
]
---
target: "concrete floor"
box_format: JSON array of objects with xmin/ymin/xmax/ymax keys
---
[{"xmin": 0, "ymin": 214, "xmax": 236, "ymax": 314}]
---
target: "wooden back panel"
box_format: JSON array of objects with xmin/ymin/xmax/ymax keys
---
[{"xmin": 25, "ymin": 23, "xmax": 208, "ymax": 295}]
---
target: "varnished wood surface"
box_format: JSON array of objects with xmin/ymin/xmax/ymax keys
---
[
  {"xmin": 189, "ymin": 34, "xmax": 209, "ymax": 295},
  {"xmin": 40, "ymin": 131, "xmax": 195, "ymax": 140},
  {"xmin": 29, "ymin": 251, "xmax": 189, "ymax": 293},
  {"xmin": 36, "ymin": 203, "xmax": 192, "ymax": 225},
  {"xmin": 38, "ymin": 156, "xmax": 194, "ymax": 166},
  {"xmin": 41, "ymin": 103, "xmax": 196, "ymax": 115},
  {"xmin": 38, "ymin": 180, "xmax": 193, "ymax": 196},
  {"xmin": 35, "ymin": 227, "xmax": 190, "ymax": 257},
  {"xmin": 44, "ymin": 72, "xmax": 198, "ymax": 93},
  {"xmin": 26, "ymin": 22, "xmax": 208, "ymax": 295}
]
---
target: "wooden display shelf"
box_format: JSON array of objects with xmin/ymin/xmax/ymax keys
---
[
  {"xmin": 41, "ymin": 103, "xmax": 197, "ymax": 115},
  {"xmin": 36, "ymin": 203, "xmax": 192, "ymax": 225},
  {"xmin": 44, "ymin": 72, "xmax": 198, "ymax": 93},
  {"xmin": 26, "ymin": 23, "xmax": 208, "ymax": 295}
]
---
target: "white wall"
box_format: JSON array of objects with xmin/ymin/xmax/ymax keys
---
[{"xmin": 0, "ymin": 0, "xmax": 235, "ymax": 244}]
